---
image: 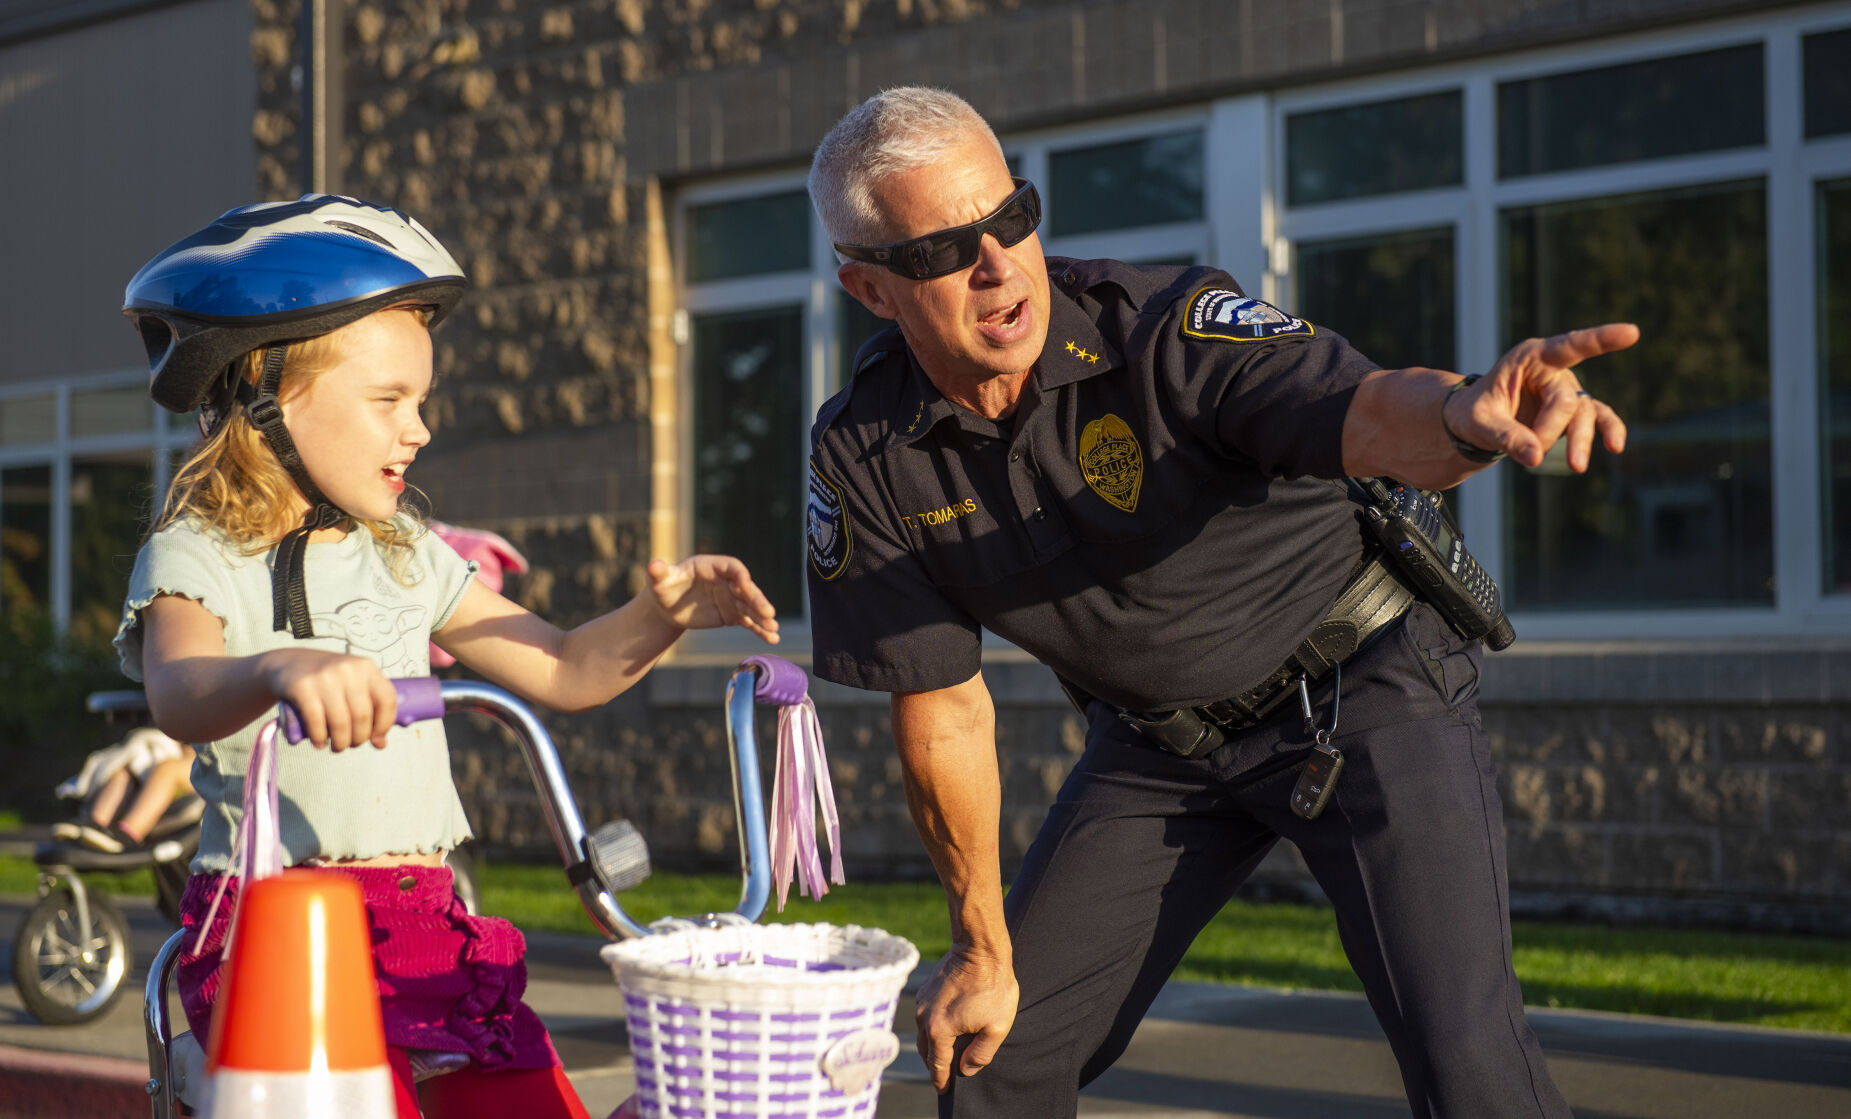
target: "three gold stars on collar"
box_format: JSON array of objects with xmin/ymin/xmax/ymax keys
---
[{"xmin": 1064, "ymin": 340, "xmax": 1100, "ymax": 364}]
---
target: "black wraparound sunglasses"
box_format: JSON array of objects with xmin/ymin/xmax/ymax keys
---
[{"xmin": 834, "ymin": 179, "xmax": 1042, "ymax": 280}]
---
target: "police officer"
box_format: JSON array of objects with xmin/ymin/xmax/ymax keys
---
[{"xmin": 805, "ymin": 88, "xmax": 1630, "ymax": 1119}]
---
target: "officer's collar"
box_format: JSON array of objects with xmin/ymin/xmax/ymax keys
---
[
  {"xmin": 888, "ymin": 353, "xmax": 960, "ymax": 448},
  {"xmin": 1035, "ymin": 275, "xmax": 1119, "ymax": 389},
  {"xmin": 887, "ymin": 268, "xmax": 1118, "ymax": 448}
]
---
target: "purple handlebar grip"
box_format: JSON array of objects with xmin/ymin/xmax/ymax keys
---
[
  {"xmin": 280, "ymin": 676, "xmax": 446, "ymax": 744},
  {"xmin": 740, "ymin": 655, "xmax": 807, "ymax": 706}
]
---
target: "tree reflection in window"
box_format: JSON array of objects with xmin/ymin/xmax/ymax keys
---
[
  {"xmin": 69, "ymin": 452, "xmax": 152, "ymax": 642},
  {"xmin": 691, "ymin": 306, "xmax": 804, "ymax": 616},
  {"xmin": 1502, "ymin": 180, "xmax": 1771, "ymax": 608},
  {"xmin": 1, "ymin": 464, "xmax": 52, "ymax": 620}
]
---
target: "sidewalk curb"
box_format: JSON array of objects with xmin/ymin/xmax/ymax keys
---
[{"xmin": 0, "ymin": 1043, "xmax": 150, "ymax": 1119}]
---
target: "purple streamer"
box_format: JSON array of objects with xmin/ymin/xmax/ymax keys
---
[
  {"xmin": 770, "ymin": 696, "xmax": 845, "ymax": 909},
  {"xmin": 193, "ymin": 712, "xmax": 285, "ymax": 956}
]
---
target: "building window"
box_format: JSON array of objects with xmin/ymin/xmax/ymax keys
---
[
  {"xmin": 1497, "ymin": 44, "xmax": 1764, "ymax": 178},
  {"xmin": 1502, "ymin": 180, "xmax": 1770, "ymax": 609},
  {"xmin": 1296, "ymin": 227, "xmax": 1455, "ymax": 373},
  {"xmin": 69, "ymin": 451, "xmax": 152, "ymax": 641},
  {"xmin": 1286, "ymin": 91, "xmax": 1463, "ymax": 206},
  {"xmin": 1, "ymin": 463, "xmax": 53, "ymax": 619},
  {"xmin": 1047, "ymin": 129, "xmax": 1203, "ymax": 236},
  {"xmin": 1821, "ymin": 177, "xmax": 1851, "ymax": 593},
  {"xmin": 0, "ymin": 377, "xmax": 185, "ymax": 637},
  {"xmin": 687, "ymin": 190, "xmax": 811, "ymax": 282},
  {"xmin": 1276, "ymin": 13, "xmax": 1846, "ymax": 636},
  {"xmin": 1803, "ymin": 28, "xmax": 1851, "ymax": 140},
  {"xmin": 690, "ymin": 307, "xmax": 806, "ymax": 615}
]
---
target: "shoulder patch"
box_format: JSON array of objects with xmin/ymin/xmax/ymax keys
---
[
  {"xmin": 807, "ymin": 461, "xmax": 853, "ymax": 582},
  {"xmin": 1181, "ymin": 288, "xmax": 1314, "ymax": 343}
]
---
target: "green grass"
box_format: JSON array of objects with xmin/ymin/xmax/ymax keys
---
[
  {"xmin": 1177, "ymin": 898, "xmax": 1851, "ymax": 1033},
  {"xmin": 7, "ymin": 852, "xmax": 1846, "ymax": 1033}
]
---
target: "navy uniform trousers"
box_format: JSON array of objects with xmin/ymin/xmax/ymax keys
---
[{"xmin": 941, "ymin": 603, "xmax": 1573, "ymax": 1119}]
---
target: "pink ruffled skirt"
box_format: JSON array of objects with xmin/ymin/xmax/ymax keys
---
[{"xmin": 176, "ymin": 865, "xmax": 559, "ymax": 1071}]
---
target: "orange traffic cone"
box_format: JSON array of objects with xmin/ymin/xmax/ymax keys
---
[{"xmin": 201, "ymin": 869, "xmax": 395, "ymax": 1118}]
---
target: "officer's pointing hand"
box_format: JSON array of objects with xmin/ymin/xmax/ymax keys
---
[
  {"xmin": 1446, "ymin": 323, "xmax": 1636, "ymax": 472},
  {"xmin": 914, "ymin": 945, "xmax": 1019, "ymax": 1092}
]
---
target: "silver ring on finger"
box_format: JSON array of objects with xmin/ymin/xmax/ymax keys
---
[{"xmin": 1575, "ymin": 390, "xmax": 1592, "ymax": 399}]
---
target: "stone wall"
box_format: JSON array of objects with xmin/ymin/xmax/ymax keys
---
[{"xmin": 506, "ymin": 649, "xmax": 1848, "ymax": 924}]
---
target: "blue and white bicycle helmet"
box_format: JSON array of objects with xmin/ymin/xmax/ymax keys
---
[
  {"xmin": 125, "ymin": 193, "xmax": 466, "ymax": 420},
  {"xmin": 123, "ymin": 194, "xmax": 468, "ymax": 638}
]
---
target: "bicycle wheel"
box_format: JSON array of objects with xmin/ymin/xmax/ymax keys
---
[{"xmin": 11, "ymin": 888, "xmax": 133, "ymax": 1025}]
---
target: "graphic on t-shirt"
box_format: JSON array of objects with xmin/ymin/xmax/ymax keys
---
[{"xmin": 312, "ymin": 598, "xmax": 430, "ymax": 674}]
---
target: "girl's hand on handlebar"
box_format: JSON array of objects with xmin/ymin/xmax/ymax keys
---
[
  {"xmin": 646, "ymin": 555, "xmax": 780, "ymax": 644},
  {"xmin": 259, "ymin": 649, "xmax": 399, "ymax": 751}
]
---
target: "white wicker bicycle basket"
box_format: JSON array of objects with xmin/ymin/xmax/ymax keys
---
[{"xmin": 602, "ymin": 922, "xmax": 919, "ymax": 1119}]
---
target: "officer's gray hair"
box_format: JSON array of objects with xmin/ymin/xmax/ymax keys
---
[{"xmin": 809, "ymin": 87, "xmax": 1005, "ymax": 249}]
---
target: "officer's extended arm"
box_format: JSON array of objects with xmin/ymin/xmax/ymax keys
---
[
  {"xmin": 890, "ymin": 672, "xmax": 1021, "ymax": 1092},
  {"xmin": 1342, "ymin": 322, "xmax": 1636, "ymax": 490}
]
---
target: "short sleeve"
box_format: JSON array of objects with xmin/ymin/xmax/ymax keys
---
[
  {"xmin": 806, "ymin": 450, "xmax": 982, "ymax": 694},
  {"xmin": 1162, "ymin": 277, "xmax": 1380, "ymax": 479},
  {"xmin": 114, "ymin": 522, "xmax": 240, "ymax": 683},
  {"xmin": 412, "ymin": 521, "xmax": 479, "ymax": 630}
]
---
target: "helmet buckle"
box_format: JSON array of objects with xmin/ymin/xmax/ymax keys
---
[{"xmin": 247, "ymin": 394, "xmax": 284, "ymax": 427}]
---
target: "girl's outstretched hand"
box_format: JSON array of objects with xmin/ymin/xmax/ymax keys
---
[
  {"xmin": 647, "ymin": 555, "xmax": 780, "ymax": 643},
  {"xmin": 259, "ymin": 648, "xmax": 399, "ymax": 751}
]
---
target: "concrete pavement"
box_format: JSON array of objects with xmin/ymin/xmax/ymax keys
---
[{"xmin": 3, "ymin": 893, "xmax": 1849, "ymax": 1118}]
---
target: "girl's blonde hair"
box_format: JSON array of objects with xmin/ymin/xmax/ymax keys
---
[{"xmin": 156, "ymin": 309, "xmax": 428, "ymax": 577}]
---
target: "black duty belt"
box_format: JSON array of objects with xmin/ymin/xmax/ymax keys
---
[
  {"xmin": 1194, "ymin": 555, "xmax": 1415, "ymax": 734},
  {"xmin": 1098, "ymin": 555, "xmax": 1417, "ymax": 759}
]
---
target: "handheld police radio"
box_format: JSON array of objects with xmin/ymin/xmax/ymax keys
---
[{"xmin": 1355, "ymin": 478, "xmax": 1516, "ymax": 652}]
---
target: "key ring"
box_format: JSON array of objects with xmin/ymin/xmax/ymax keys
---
[{"xmin": 1297, "ymin": 661, "xmax": 1342, "ymax": 747}]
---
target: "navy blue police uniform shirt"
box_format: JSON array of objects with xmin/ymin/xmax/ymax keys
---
[{"xmin": 806, "ymin": 257, "xmax": 1382, "ymax": 714}]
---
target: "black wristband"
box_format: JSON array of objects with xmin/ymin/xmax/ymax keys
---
[{"xmin": 1442, "ymin": 375, "xmax": 1506, "ymax": 465}]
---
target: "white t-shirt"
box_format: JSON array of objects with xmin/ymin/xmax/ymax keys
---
[{"xmin": 114, "ymin": 516, "xmax": 478, "ymax": 872}]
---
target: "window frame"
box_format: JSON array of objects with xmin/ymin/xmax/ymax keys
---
[
  {"xmin": 1272, "ymin": 6, "xmax": 1851, "ymax": 639},
  {"xmin": 0, "ymin": 368, "xmax": 188, "ymax": 632},
  {"xmin": 667, "ymin": 7, "xmax": 1851, "ymax": 657},
  {"xmin": 670, "ymin": 170, "xmax": 843, "ymax": 655}
]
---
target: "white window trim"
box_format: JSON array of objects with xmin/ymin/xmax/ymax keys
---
[{"xmin": 1271, "ymin": 4, "xmax": 1851, "ymax": 640}]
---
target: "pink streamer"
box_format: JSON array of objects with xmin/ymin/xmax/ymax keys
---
[
  {"xmin": 193, "ymin": 712, "xmax": 286, "ymax": 956},
  {"xmin": 768, "ymin": 697, "xmax": 844, "ymax": 911}
]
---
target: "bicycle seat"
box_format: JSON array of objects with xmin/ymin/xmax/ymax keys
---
[{"xmin": 170, "ymin": 1031, "xmax": 207, "ymax": 1111}]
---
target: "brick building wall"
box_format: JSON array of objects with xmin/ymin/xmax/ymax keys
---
[{"xmin": 242, "ymin": 0, "xmax": 1847, "ymax": 925}]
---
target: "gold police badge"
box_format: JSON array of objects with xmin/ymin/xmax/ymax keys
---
[{"xmin": 1079, "ymin": 413, "xmax": 1143, "ymax": 513}]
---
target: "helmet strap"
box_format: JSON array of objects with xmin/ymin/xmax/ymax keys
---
[{"xmin": 243, "ymin": 345, "xmax": 343, "ymax": 638}]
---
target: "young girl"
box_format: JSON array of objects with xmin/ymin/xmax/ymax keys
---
[{"xmin": 114, "ymin": 195, "xmax": 779, "ymax": 1119}]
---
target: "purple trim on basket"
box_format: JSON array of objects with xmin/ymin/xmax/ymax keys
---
[
  {"xmin": 655, "ymin": 1069, "xmax": 814, "ymax": 1085},
  {"xmin": 662, "ymin": 1085, "xmax": 844, "ymax": 1104},
  {"xmin": 656, "ymin": 1064, "xmax": 837, "ymax": 1085},
  {"xmin": 645, "ymin": 1022, "xmax": 830, "ymax": 1043},
  {"xmin": 657, "ymin": 1045, "xmax": 815, "ymax": 1062},
  {"xmin": 666, "ymin": 1102, "xmax": 866, "ymax": 1109}
]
